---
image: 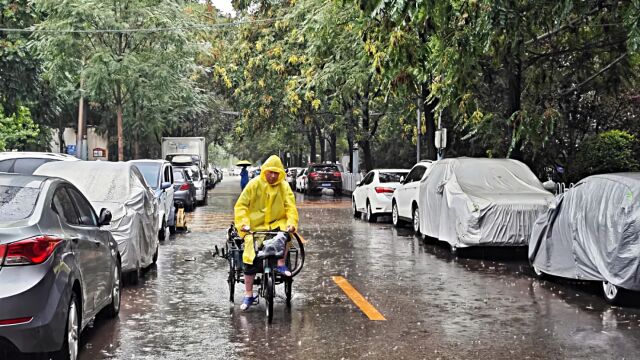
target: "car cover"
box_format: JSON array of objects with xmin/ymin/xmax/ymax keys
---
[
  {"xmin": 529, "ymin": 173, "xmax": 640, "ymax": 291},
  {"xmin": 35, "ymin": 161, "xmax": 159, "ymax": 272},
  {"xmin": 418, "ymin": 157, "xmax": 554, "ymax": 248}
]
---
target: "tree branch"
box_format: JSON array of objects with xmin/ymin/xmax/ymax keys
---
[{"xmin": 558, "ymin": 53, "xmax": 627, "ymax": 96}]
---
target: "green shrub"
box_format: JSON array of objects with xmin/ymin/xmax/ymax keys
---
[
  {"xmin": 0, "ymin": 105, "xmax": 40, "ymax": 151},
  {"xmin": 571, "ymin": 130, "xmax": 640, "ymax": 182}
]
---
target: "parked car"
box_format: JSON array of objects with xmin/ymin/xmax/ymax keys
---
[
  {"xmin": 130, "ymin": 160, "xmax": 175, "ymax": 239},
  {"xmin": 305, "ymin": 163, "xmax": 343, "ymax": 195},
  {"xmin": 529, "ymin": 173, "xmax": 640, "ymax": 304},
  {"xmin": 296, "ymin": 168, "xmax": 308, "ymax": 193},
  {"xmin": 418, "ymin": 157, "xmax": 554, "ymax": 253},
  {"xmin": 353, "ymin": 169, "xmax": 410, "ymax": 222},
  {"xmin": 233, "ymin": 167, "xmax": 242, "ymax": 176},
  {"xmin": 285, "ymin": 167, "xmax": 302, "ymax": 190},
  {"xmin": 173, "ymin": 168, "xmax": 197, "ymax": 212},
  {"xmin": 0, "ymin": 152, "xmax": 79, "ymax": 175},
  {"xmin": 34, "ymin": 161, "xmax": 159, "ymax": 284},
  {"xmin": 175, "ymin": 164, "xmax": 207, "ymax": 206},
  {"xmin": 207, "ymin": 165, "xmax": 218, "ymax": 189},
  {"xmin": 391, "ymin": 161, "xmax": 433, "ymax": 229},
  {"xmin": 0, "ymin": 173, "xmax": 120, "ymax": 360}
]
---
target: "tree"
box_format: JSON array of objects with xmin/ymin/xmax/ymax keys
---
[
  {"xmin": 0, "ymin": 105, "xmax": 40, "ymax": 151},
  {"xmin": 35, "ymin": 0, "xmax": 200, "ymax": 160}
]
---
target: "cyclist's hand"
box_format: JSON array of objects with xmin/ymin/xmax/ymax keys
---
[
  {"xmin": 286, "ymin": 225, "xmax": 296, "ymax": 233},
  {"xmin": 241, "ymin": 225, "xmax": 250, "ymax": 232}
]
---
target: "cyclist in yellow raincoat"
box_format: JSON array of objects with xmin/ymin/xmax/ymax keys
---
[{"xmin": 234, "ymin": 155, "xmax": 299, "ymax": 310}]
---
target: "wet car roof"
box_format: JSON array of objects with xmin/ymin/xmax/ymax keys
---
[{"xmin": 0, "ymin": 173, "xmax": 48, "ymax": 188}]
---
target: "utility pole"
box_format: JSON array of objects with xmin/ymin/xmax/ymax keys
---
[
  {"xmin": 416, "ymin": 97, "xmax": 421, "ymax": 163},
  {"xmin": 76, "ymin": 63, "xmax": 85, "ymax": 159}
]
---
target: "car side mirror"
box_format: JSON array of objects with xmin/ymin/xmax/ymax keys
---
[
  {"xmin": 161, "ymin": 182, "xmax": 172, "ymax": 190},
  {"xmin": 400, "ymin": 176, "xmax": 405, "ymax": 183},
  {"xmin": 98, "ymin": 208, "xmax": 112, "ymax": 226}
]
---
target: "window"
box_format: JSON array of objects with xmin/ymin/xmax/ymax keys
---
[
  {"xmin": 13, "ymin": 158, "xmax": 51, "ymax": 175},
  {"xmin": 134, "ymin": 163, "xmax": 161, "ymax": 189},
  {"xmin": 0, "ymin": 159, "xmax": 15, "ymax": 173},
  {"xmin": 173, "ymin": 170, "xmax": 185, "ymax": 182},
  {"xmin": 379, "ymin": 172, "xmax": 408, "ymax": 183},
  {"xmin": 363, "ymin": 172, "xmax": 375, "ymax": 185},
  {"xmin": 67, "ymin": 188, "xmax": 97, "ymax": 226},
  {"xmin": 0, "ymin": 185, "xmax": 40, "ymax": 221},
  {"xmin": 52, "ymin": 188, "xmax": 79, "ymax": 225},
  {"xmin": 310, "ymin": 165, "xmax": 339, "ymax": 173},
  {"xmin": 164, "ymin": 166, "xmax": 172, "ymax": 183},
  {"xmin": 406, "ymin": 166, "xmax": 426, "ymax": 183}
]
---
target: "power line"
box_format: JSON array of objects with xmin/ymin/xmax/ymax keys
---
[{"xmin": 0, "ymin": 16, "xmax": 289, "ymax": 34}]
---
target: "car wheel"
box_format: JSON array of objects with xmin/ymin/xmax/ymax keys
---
[
  {"xmin": 128, "ymin": 265, "xmax": 140, "ymax": 286},
  {"xmin": 158, "ymin": 219, "xmax": 167, "ymax": 241},
  {"xmin": 203, "ymin": 190, "xmax": 208, "ymax": 206},
  {"xmin": 105, "ymin": 259, "xmax": 121, "ymax": 318},
  {"xmin": 152, "ymin": 245, "xmax": 159, "ymax": 264},
  {"xmin": 603, "ymin": 281, "xmax": 621, "ymax": 304},
  {"xmin": 532, "ymin": 265, "xmax": 545, "ymax": 279},
  {"xmin": 392, "ymin": 202, "xmax": 401, "ymax": 227},
  {"xmin": 54, "ymin": 292, "xmax": 79, "ymax": 360},
  {"xmin": 169, "ymin": 224, "xmax": 176, "ymax": 235},
  {"xmin": 366, "ymin": 201, "xmax": 377, "ymax": 223},
  {"xmin": 352, "ymin": 198, "xmax": 361, "ymax": 218},
  {"xmin": 412, "ymin": 206, "xmax": 421, "ymax": 234}
]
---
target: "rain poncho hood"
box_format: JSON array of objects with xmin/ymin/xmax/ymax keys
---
[{"xmin": 234, "ymin": 155, "xmax": 298, "ymax": 264}]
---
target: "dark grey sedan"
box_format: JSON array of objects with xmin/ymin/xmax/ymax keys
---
[{"xmin": 0, "ymin": 174, "xmax": 121, "ymax": 360}]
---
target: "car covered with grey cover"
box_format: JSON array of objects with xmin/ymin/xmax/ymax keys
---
[
  {"xmin": 34, "ymin": 161, "xmax": 159, "ymax": 283},
  {"xmin": 418, "ymin": 157, "xmax": 554, "ymax": 251},
  {"xmin": 529, "ymin": 173, "xmax": 640, "ymax": 303}
]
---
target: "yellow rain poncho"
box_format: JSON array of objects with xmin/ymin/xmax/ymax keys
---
[{"xmin": 234, "ymin": 155, "xmax": 299, "ymax": 264}]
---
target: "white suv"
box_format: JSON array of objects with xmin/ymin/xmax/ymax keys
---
[
  {"xmin": 391, "ymin": 160, "xmax": 433, "ymax": 232},
  {"xmin": 130, "ymin": 160, "xmax": 176, "ymax": 239}
]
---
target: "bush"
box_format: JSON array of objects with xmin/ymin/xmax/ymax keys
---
[
  {"xmin": 0, "ymin": 105, "xmax": 40, "ymax": 151},
  {"xmin": 571, "ymin": 130, "xmax": 640, "ymax": 182}
]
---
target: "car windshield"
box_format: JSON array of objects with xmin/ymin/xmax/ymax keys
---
[
  {"xmin": 379, "ymin": 172, "xmax": 407, "ymax": 183},
  {"xmin": 311, "ymin": 165, "xmax": 339, "ymax": 172},
  {"xmin": 173, "ymin": 171, "xmax": 185, "ymax": 183},
  {"xmin": 135, "ymin": 163, "xmax": 160, "ymax": 189},
  {"xmin": 0, "ymin": 185, "xmax": 40, "ymax": 222}
]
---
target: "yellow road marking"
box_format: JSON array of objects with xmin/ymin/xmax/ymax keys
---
[{"xmin": 332, "ymin": 276, "xmax": 386, "ymax": 321}]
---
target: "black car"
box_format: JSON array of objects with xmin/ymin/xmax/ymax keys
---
[
  {"xmin": 172, "ymin": 168, "xmax": 196, "ymax": 212},
  {"xmin": 305, "ymin": 164, "xmax": 342, "ymax": 195}
]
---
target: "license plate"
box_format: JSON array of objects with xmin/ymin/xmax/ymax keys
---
[{"xmin": 322, "ymin": 183, "xmax": 331, "ymax": 187}]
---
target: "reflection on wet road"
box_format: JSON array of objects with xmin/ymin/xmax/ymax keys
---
[{"xmin": 79, "ymin": 177, "xmax": 640, "ymax": 359}]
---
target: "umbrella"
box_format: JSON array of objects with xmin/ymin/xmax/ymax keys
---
[{"xmin": 236, "ymin": 160, "xmax": 251, "ymax": 166}]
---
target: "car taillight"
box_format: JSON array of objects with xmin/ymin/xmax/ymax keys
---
[
  {"xmin": 375, "ymin": 187, "xmax": 395, "ymax": 194},
  {"xmin": 333, "ymin": 171, "xmax": 342, "ymax": 179},
  {"xmin": 0, "ymin": 244, "xmax": 6, "ymax": 264},
  {"xmin": 179, "ymin": 183, "xmax": 190, "ymax": 191},
  {"xmin": 0, "ymin": 317, "xmax": 33, "ymax": 326},
  {"xmin": 3, "ymin": 236, "xmax": 63, "ymax": 266},
  {"xmin": 309, "ymin": 172, "xmax": 318, "ymax": 179}
]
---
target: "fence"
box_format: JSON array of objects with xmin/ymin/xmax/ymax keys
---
[{"xmin": 341, "ymin": 172, "xmax": 362, "ymax": 195}]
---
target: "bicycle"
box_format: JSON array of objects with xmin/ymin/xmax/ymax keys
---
[{"xmin": 216, "ymin": 225, "xmax": 305, "ymax": 323}]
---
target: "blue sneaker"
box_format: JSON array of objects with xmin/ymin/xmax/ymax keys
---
[
  {"xmin": 240, "ymin": 295, "xmax": 258, "ymax": 311},
  {"xmin": 276, "ymin": 265, "xmax": 292, "ymax": 277}
]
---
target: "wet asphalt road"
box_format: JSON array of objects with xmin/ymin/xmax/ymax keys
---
[{"xmin": 75, "ymin": 177, "xmax": 640, "ymax": 360}]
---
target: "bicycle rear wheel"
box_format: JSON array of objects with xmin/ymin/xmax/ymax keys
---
[{"xmin": 228, "ymin": 257, "xmax": 236, "ymax": 303}]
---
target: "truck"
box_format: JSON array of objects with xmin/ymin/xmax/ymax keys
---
[{"xmin": 161, "ymin": 137, "xmax": 209, "ymax": 184}]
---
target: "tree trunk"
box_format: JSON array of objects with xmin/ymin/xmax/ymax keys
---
[
  {"xmin": 506, "ymin": 50, "xmax": 523, "ymax": 160},
  {"xmin": 317, "ymin": 125, "xmax": 326, "ymax": 162},
  {"xmin": 330, "ymin": 130, "xmax": 337, "ymax": 163},
  {"xmin": 347, "ymin": 136, "xmax": 354, "ymax": 173},
  {"xmin": 422, "ymin": 84, "xmax": 438, "ymax": 160},
  {"xmin": 306, "ymin": 129, "xmax": 316, "ymax": 164},
  {"xmin": 116, "ymin": 102, "xmax": 124, "ymax": 161}
]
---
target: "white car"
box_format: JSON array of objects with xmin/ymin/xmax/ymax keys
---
[
  {"xmin": 130, "ymin": 160, "xmax": 176, "ymax": 239},
  {"xmin": 296, "ymin": 168, "xmax": 308, "ymax": 192},
  {"xmin": 352, "ymin": 169, "xmax": 410, "ymax": 222},
  {"xmin": 0, "ymin": 151, "xmax": 79, "ymax": 174},
  {"xmin": 233, "ymin": 167, "xmax": 242, "ymax": 176},
  {"xmin": 286, "ymin": 167, "xmax": 304, "ymax": 190},
  {"xmin": 391, "ymin": 161, "xmax": 433, "ymax": 231}
]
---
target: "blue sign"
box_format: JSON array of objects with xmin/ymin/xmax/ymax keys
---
[{"xmin": 66, "ymin": 145, "xmax": 77, "ymax": 155}]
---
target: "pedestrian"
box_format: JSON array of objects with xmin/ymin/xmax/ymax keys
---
[
  {"xmin": 234, "ymin": 155, "xmax": 299, "ymax": 311},
  {"xmin": 240, "ymin": 165, "xmax": 249, "ymax": 190}
]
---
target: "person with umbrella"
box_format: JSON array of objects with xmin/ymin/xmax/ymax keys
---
[{"xmin": 237, "ymin": 160, "xmax": 251, "ymax": 190}]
